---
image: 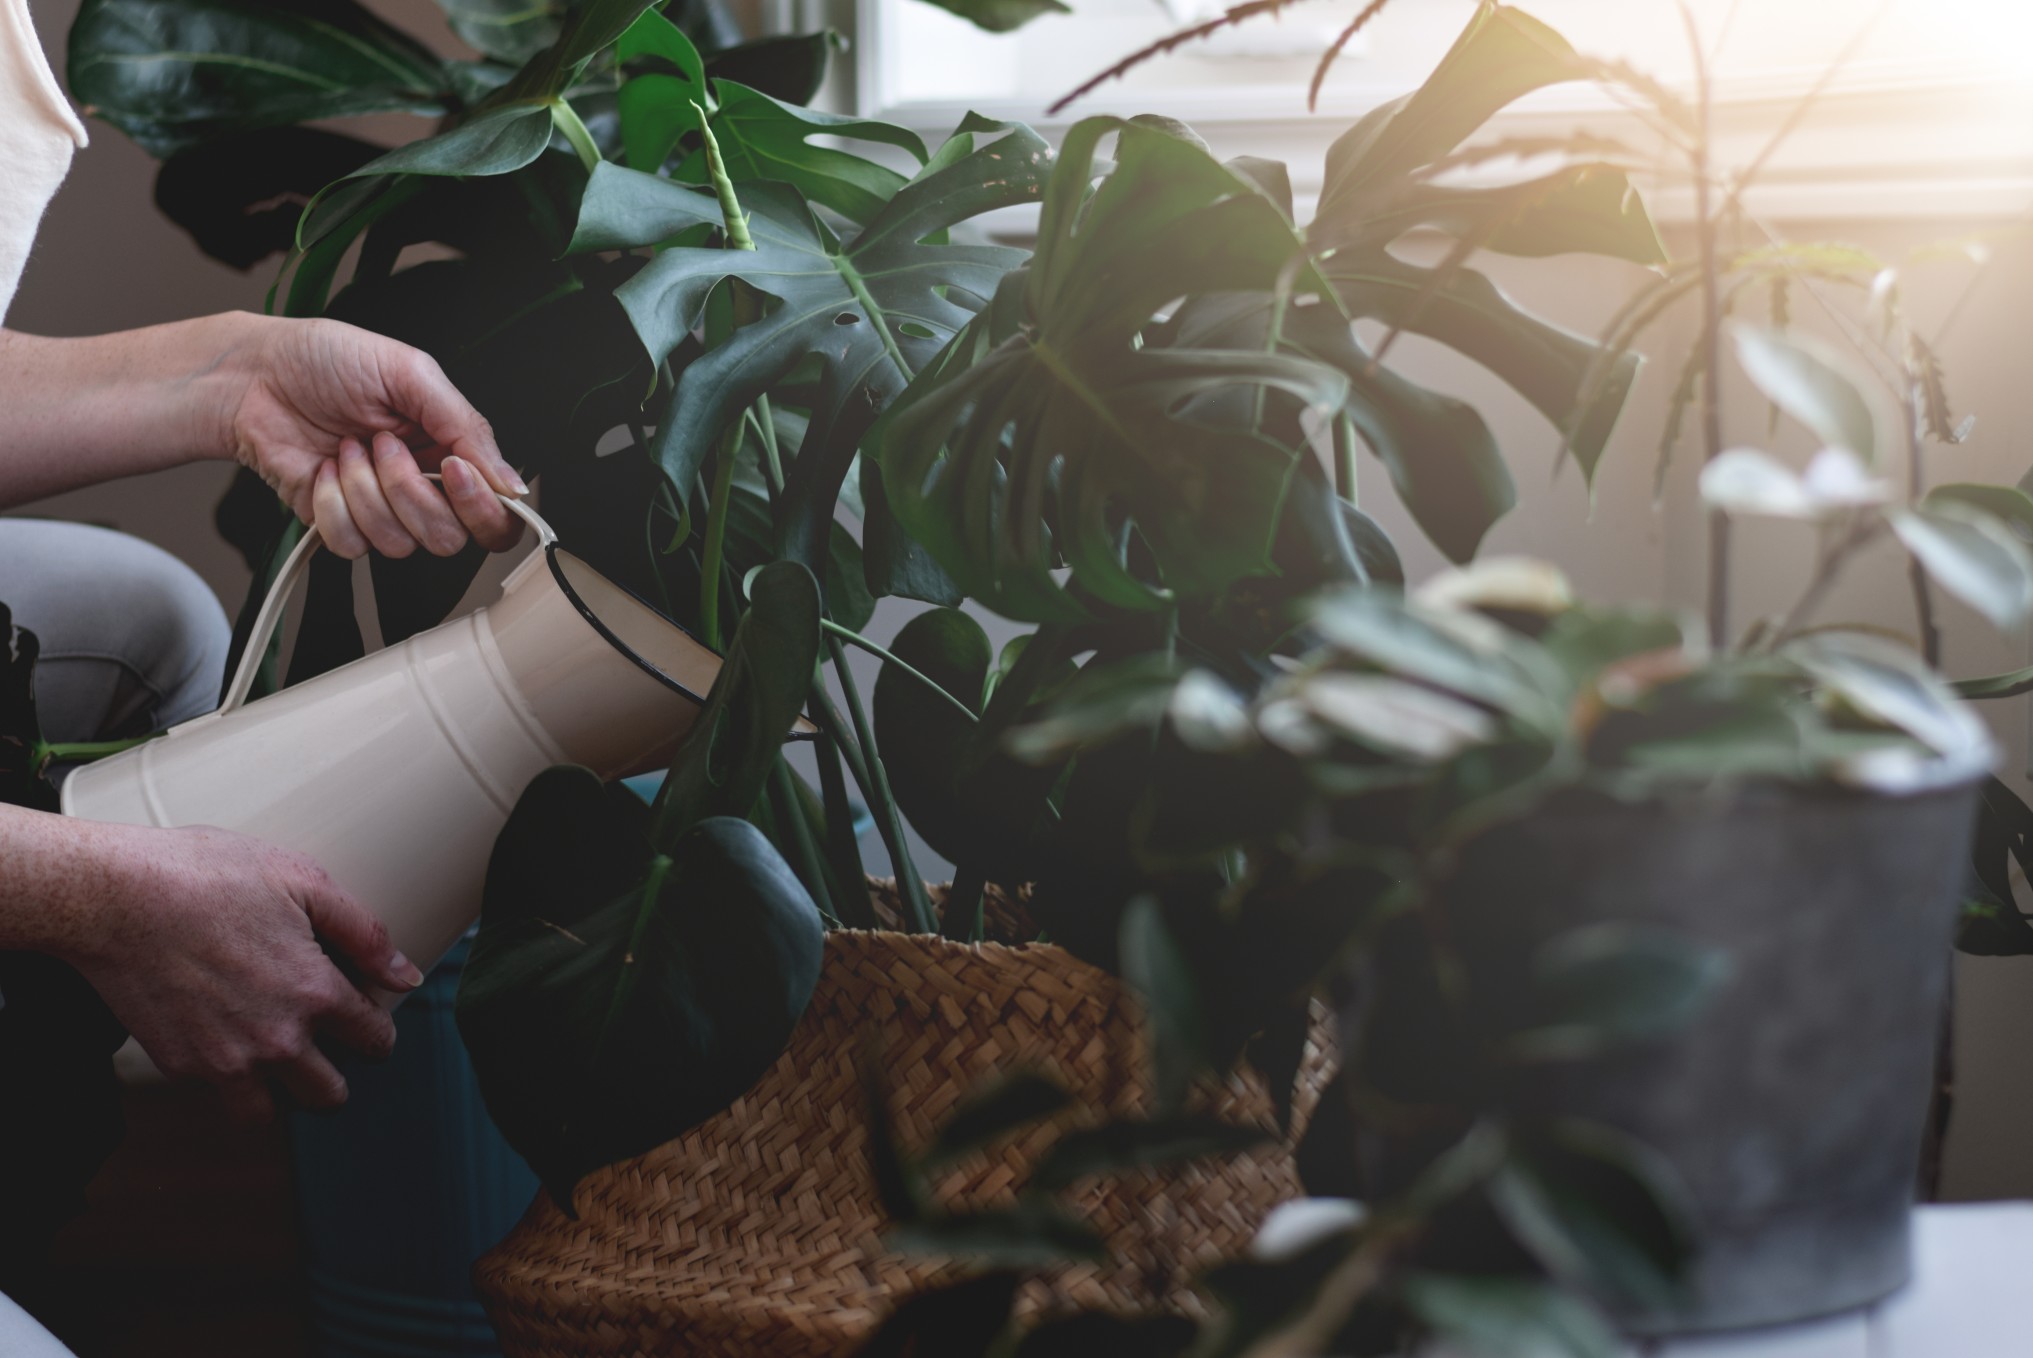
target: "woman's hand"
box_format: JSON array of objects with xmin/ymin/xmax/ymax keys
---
[
  {"xmin": 217, "ymin": 314, "xmax": 528, "ymax": 559},
  {"xmin": 63, "ymin": 822, "xmax": 424, "ymax": 1122}
]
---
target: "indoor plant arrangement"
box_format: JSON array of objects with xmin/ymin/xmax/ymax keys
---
[{"xmin": 51, "ymin": 0, "xmax": 2033, "ymax": 1354}]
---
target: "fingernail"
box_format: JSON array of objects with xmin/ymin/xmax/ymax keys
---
[
  {"xmin": 391, "ymin": 953, "xmax": 424, "ymax": 989},
  {"xmin": 442, "ymin": 455, "xmax": 469, "ymax": 483},
  {"xmin": 508, "ymin": 471, "xmax": 530, "ymax": 496}
]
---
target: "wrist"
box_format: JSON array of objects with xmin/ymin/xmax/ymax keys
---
[{"xmin": 176, "ymin": 311, "xmax": 271, "ymax": 466}]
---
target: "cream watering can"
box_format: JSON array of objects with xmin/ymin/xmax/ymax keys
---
[{"xmin": 62, "ymin": 489, "xmax": 780, "ymax": 994}]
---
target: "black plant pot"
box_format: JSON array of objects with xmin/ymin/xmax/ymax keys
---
[{"xmin": 1353, "ymin": 778, "xmax": 1981, "ymax": 1335}]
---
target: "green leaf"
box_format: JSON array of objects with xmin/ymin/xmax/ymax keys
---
[
  {"xmin": 153, "ymin": 127, "xmax": 382, "ymax": 269},
  {"xmin": 69, "ymin": 0, "xmax": 451, "ymax": 157},
  {"xmin": 1120, "ymin": 896, "xmax": 1206, "ymax": 1111},
  {"xmin": 915, "ymin": 0, "xmax": 1069, "ymax": 33},
  {"xmin": 1924, "ymin": 483, "xmax": 2033, "ymax": 542},
  {"xmin": 681, "ymin": 83, "xmax": 928, "ymax": 226},
  {"xmin": 458, "ymin": 769, "xmax": 826, "ymax": 1208},
  {"xmin": 1504, "ymin": 923, "xmax": 1732, "ymax": 1063},
  {"xmin": 584, "ymin": 123, "xmax": 1043, "ymax": 578},
  {"xmin": 1400, "ymin": 1273, "xmax": 1619, "ymax": 1358},
  {"xmin": 1360, "ymin": 166, "xmax": 1667, "ymax": 267},
  {"xmin": 1490, "ymin": 1122, "xmax": 1695, "ymax": 1313},
  {"xmin": 1032, "ymin": 1115, "xmax": 1270, "ymax": 1192},
  {"xmin": 887, "ymin": 1202, "xmax": 1106, "ymax": 1268},
  {"xmin": 1317, "ymin": 3, "xmax": 1589, "ymax": 214},
  {"xmin": 652, "ymin": 560, "xmax": 823, "ymax": 843},
  {"xmin": 879, "ymin": 117, "xmax": 1348, "ymax": 621},
  {"xmin": 872, "ymin": 608, "xmax": 1063, "ymax": 878},
  {"xmin": 1785, "ymin": 631, "xmax": 1994, "ymax": 786},
  {"xmin": 435, "ymin": 0, "xmax": 562, "ymax": 62},
  {"xmin": 348, "ymin": 100, "xmax": 557, "ymax": 179},
  {"xmin": 1320, "ymin": 251, "xmax": 1639, "ymax": 486},
  {"xmin": 1167, "ymin": 293, "xmax": 1514, "ymax": 566},
  {"xmin": 851, "ymin": 1274, "xmax": 1022, "ymax": 1358},
  {"xmin": 925, "ymin": 1073, "xmax": 1074, "ymax": 1166},
  {"xmin": 1890, "ymin": 505, "xmax": 2033, "ymax": 631},
  {"xmin": 1732, "ymin": 326, "xmax": 1880, "ymax": 463},
  {"xmin": 1305, "ymin": 589, "xmax": 1566, "ymax": 734}
]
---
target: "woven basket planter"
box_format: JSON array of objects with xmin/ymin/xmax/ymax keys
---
[{"xmin": 475, "ymin": 890, "xmax": 1333, "ymax": 1358}]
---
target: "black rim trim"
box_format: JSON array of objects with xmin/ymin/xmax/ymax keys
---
[{"xmin": 543, "ymin": 547, "xmax": 820, "ymax": 742}]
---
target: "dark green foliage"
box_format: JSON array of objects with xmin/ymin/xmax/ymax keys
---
[
  {"xmin": 458, "ymin": 769, "xmax": 824, "ymax": 1208},
  {"xmin": 871, "ymin": 609, "xmax": 1062, "ymax": 880},
  {"xmin": 0, "ymin": 606, "xmax": 57, "ymax": 812}
]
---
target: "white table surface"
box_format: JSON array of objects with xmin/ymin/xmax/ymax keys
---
[{"xmin": 1638, "ymin": 1203, "xmax": 2033, "ymax": 1358}]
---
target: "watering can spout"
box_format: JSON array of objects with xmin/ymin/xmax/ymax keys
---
[{"xmin": 62, "ymin": 490, "xmax": 808, "ymax": 995}]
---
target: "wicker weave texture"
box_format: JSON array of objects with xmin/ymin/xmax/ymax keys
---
[{"xmin": 477, "ymin": 926, "xmax": 1330, "ymax": 1358}]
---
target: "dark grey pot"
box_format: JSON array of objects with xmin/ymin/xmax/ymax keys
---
[{"xmin": 1357, "ymin": 778, "xmax": 1981, "ymax": 1335}]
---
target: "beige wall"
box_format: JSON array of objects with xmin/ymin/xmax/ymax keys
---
[{"xmin": 14, "ymin": 0, "xmax": 2033, "ymax": 1199}]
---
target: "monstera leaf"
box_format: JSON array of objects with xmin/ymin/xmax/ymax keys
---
[
  {"xmin": 613, "ymin": 12, "xmax": 926, "ymax": 222},
  {"xmin": 68, "ymin": 0, "xmax": 452, "ymax": 156},
  {"xmin": 570, "ymin": 117, "xmax": 1046, "ymax": 577},
  {"xmin": 875, "ymin": 116, "xmax": 1350, "ymax": 623},
  {"xmin": 1305, "ymin": 3, "xmax": 1662, "ymax": 493},
  {"xmin": 458, "ymin": 561, "xmax": 826, "ymax": 1207}
]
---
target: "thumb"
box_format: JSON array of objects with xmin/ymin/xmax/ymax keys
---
[{"xmin": 300, "ymin": 871, "xmax": 424, "ymax": 993}]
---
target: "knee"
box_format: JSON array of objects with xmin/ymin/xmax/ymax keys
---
[{"xmin": 6, "ymin": 522, "xmax": 231, "ymax": 733}]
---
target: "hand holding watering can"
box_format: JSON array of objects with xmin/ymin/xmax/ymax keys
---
[{"xmin": 63, "ymin": 483, "xmax": 761, "ymax": 1067}]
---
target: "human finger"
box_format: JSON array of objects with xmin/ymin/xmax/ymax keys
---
[
  {"xmin": 338, "ymin": 437, "xmax": 420, "ymax": 558},
  {"xmin": 379, "ymin": 345, "xmax": 527, "ymax": 499},
  {"xmin": 441, "ymin": 456, "xmax": 523, "ymax": 554},
  {"xmin": 296, "ymin": 862, "xmax": 423, "ymax": 995},
  {"xmin": 311, "ymin": 459, "xmax": 369, "ymax": 560},
  {"xmin": 275, "ymin": 1046, "xmax": 350, "ymax": 1112},
  {"xmin": 371, "ymin": 431, "xmax": 465, "ymax": 557},
  {"xmin": 315, "ymin": 976, "xmax": 399, "ymax": 1062}
]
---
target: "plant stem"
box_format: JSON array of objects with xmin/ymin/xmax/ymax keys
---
[
  {"xmin": 770, "ymin": 760, "xmax": 841, "ymax": 927},
  {"xmin": 821, "ymin": 620, "xmax": 979, "ymax": 724},
  {"xmin": 697, "ymin": 428, "xmax": 741, "ymax": 650},
  {"xmin": 944, "ymin": 861, "xmax": 987, "ymax": 943},
  {"xmin": 34, "ymin": 732, "xmax": 159, "ymax": 774},
  {"xmin": 1902, "ymin": 387, "xmax": 1943, "ymax": 667},
  {"xmin": 1333, "ymin": 413, "xmax": 1359, "ymax": 507},
  {"xmin": 1685, "ymin": 3, "xmax": 1731, "ymax": 650},
  {"xmin": 824, "ymin": 636, "xmax": 936, "ymax": 933},
  {"xmin": 549, "ymin": 98, "xmax": 602, "ymax": 173},
  {"xmin": 814, "ymin": 725, "xmax": 881, "ymax": 929},
  {"xmin": 1762, "ymin": 517, "xmax": 1880, "ymax": 649},
  {"xmin": 693, "ymin": 101, "xmax": 753, "ymax": 250},
  {"xmin": 752, "ymin": 395, "xmax": 786, "ymax": 498}
]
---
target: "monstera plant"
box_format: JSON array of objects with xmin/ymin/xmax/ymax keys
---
[{"xmin": 68, "ymin": 0, "xmax": 1671, "ymax": 1216}]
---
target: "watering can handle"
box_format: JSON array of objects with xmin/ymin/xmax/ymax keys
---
[{"xmin": 218, "ymin": 480, "xmax": 558, "ymax": 716}]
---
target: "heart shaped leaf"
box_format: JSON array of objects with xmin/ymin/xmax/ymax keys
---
[{"xmin": 459, "ymin": 766, "xmax": 825, "ymax": 1209}]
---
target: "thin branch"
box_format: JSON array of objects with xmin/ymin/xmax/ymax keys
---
[
  {"xmin": 1308, "ymin": 0, "xmax": 1399, "ymax": 112},
  {"xmin": 1050, "ymin": 0, "xmax": 1323, "ymax": 114}
]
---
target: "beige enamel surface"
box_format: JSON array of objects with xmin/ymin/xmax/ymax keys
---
[{"xmin": 62, "ymin": 516, "xmax": 715, "ymax": 997}]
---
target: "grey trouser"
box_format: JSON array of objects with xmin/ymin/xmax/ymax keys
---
[{"xmin": 0, "ymin": 518, "xmax": 231, "ymax": 743}]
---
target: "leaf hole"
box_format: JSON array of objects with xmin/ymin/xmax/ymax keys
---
[
  {"xmin": 834, "ymin": 312, "xmax": 862, "ymax": 326},
  {"xmin": 896, "ymin": 320, "xmax": 937, "ymax": 340}
]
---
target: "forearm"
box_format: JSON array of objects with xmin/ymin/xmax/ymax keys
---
[
  {"xmin": 0, "ymin": 313, "xmax": 259, "ymax": 509},
  {"xmin": 0, "ymin": 803, "xmax": 125, "ymax": 963}
]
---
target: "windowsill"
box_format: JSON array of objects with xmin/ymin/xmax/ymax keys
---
[{"xmin": 852, "ymin": 46, "xmax": 2033, "ymax": 226}]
